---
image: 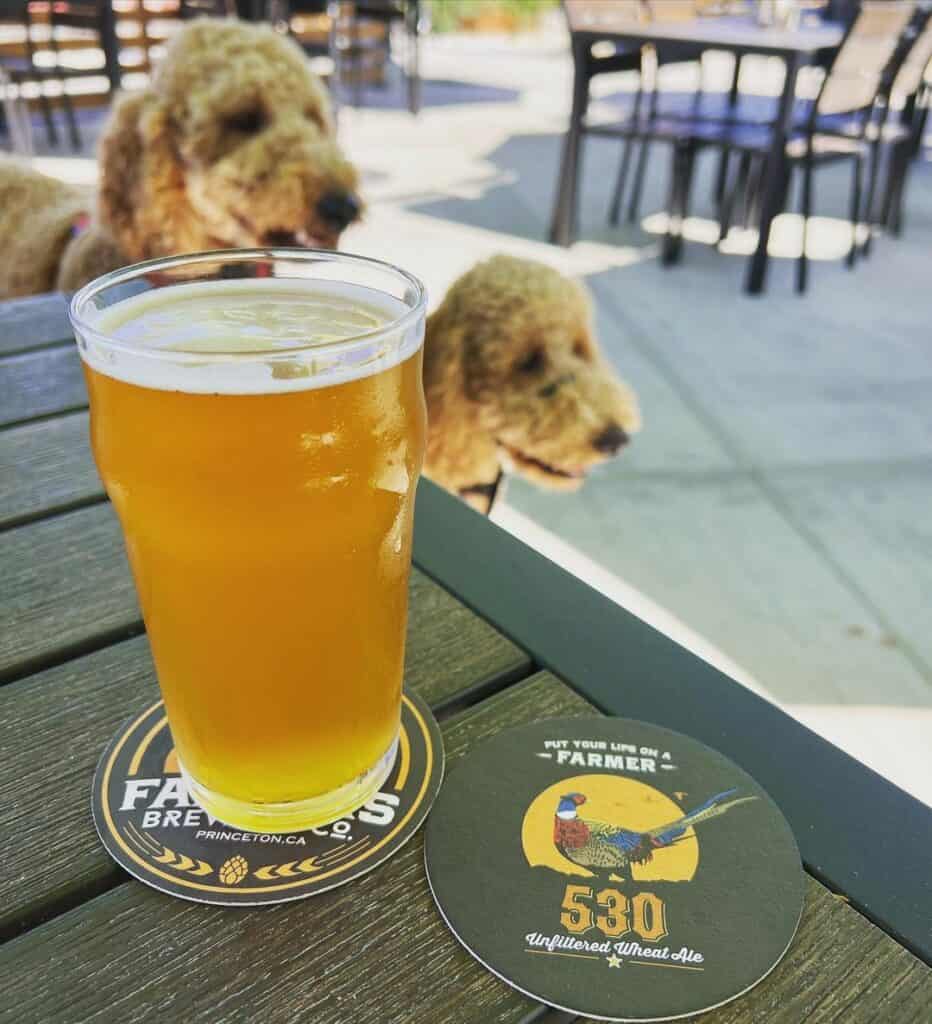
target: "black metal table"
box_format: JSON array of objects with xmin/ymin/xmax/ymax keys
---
[{"xmin": 549, "ymin": 14, "xmax": 844, "ymax": 294}]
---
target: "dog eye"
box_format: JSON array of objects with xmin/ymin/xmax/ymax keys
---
[
  {"xmin": 516, "ymin": 348, "xmax": 546, "ymax": 374},
  {"xmin": 573, "ymin": 338, "xmax": 591, "ymax": 360},
  {"xmin": 225, "ymin": 106, "xmax": 266, "ymax": 135}
]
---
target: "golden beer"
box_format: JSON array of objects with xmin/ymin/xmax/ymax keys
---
[{"xmin": 72, "ymin": 254, "xmax": 427, "ymax": 831}]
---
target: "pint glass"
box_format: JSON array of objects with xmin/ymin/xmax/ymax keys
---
[{"xmin": 71, "ymin": 250, "xmax": 427, "ymax": 832}]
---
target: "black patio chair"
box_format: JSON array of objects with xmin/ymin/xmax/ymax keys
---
[
  {"xmin": 43, "ymin": 0, "xmax": 125, "ymax": 150},
  {"xmin": 608, "ymin": 0, "xmax": 718, "ymax": 227},
  {"xmin": 550, "ymin": 0, "xmax": 705, "ymax": 245},
  {"xmin": 663, "ymin": 0, "xmax": 916, "ymax": 293},
  {"xmin": 275, "ymin": 0, "xmax": 419, "ymax": 114},
  {"xmin": 0, "ymin": 0, "xmax": 67, "ymax": 147},
  {"xmin": 874, "ymin": 9, "xmax": 932, "ymax": 239},
  {"xmin": 353, "ymin": 0, "xmax": 421, "ymax": 114}
]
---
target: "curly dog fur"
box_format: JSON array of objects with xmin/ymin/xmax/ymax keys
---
[
  {"xmin": 424, "ymin": 256, "xmax": 640, "ymax": 511},
  {"xmin": 0, "ymin": 19, "xmax": 361, "ymax": 298}
]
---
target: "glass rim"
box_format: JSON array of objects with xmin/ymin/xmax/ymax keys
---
[{"xmin": 68, "ymin": 248, "xmax": 428, "ymax": 363}]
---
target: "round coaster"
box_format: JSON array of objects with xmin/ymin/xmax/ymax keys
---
[
  {"xmin": 425, "ymin": 717, "xmax": 803, "ymax": 1022},
  {"xmin": 93, "ymin": 690, "xmax": 443, "ymax": 905}
]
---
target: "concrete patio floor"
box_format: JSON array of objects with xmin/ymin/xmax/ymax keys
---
[{"xmin": 22, "ymin": 24, "xmax": 932, "ymax": 805}]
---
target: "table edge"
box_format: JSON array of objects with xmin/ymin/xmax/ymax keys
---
[
  {"xmin": 413, "ymin": 479, "xmax": 932, "ymax": 966},
  {"xmin": 571, "ymin": 19, "xmax": 844, "ymax": 58}
]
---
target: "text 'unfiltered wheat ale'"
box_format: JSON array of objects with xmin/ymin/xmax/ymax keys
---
[{"xmin": 71, "ymin": 252, "xmax": 427, "ymax": 832}]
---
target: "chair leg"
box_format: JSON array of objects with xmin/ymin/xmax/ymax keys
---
[
  {"xmin": 661, "ymin": 143, "xmax": 684, "ymax": 265},
  {"xmin": 860, "ymin": 138, "xmax": 881, "ymax": 257},
  {"xmin": 889, "ymin": 163, "xmax": 908, "ymax": 236},
  {"xmin": 662, "ymin": 141, "xmax": 693, "ymax": 265},
  {"xmin": 609, "ymin": 84, "xmax": 642, "ymax": 226},
  {"xmin": 713, "ymin": 53, "xmax": 742, "ymax": 205},
  {"xmin": 909, "ymin": 101, "xmax": 927, "ymax": 159},
  {"xmin": 744, "ymin": 154, "xmax": 780, "ymax": 232},
  {"xmin": 627, "ymin": 84, "xmax": 659, "ymax": 224},
  {"xmin": 739, "ymin": 153, "xmax": 760, "ymax": 228},
  {"xmin": 847, "ymin": 154, "xmax": 862, "ymax": 268},
  {"xmin": 797, "ymin": 158, "xmax": 812, "ymax": 294},
  {"xmin": 609, "ymin": 137, "xmax": 634, "ymax": 226},
  {"xmin": 351, "ymin": 14, "xmax": 363, "ymax": 108},
  {"xmin": 626, "ymin": 134, "xmax": 651, "ymax": 223},
  {"xmin": 549, "ymin": 41, "xmax": 590, "ymax": 247},
  {"xmin": 60, "ymin": 82, "xmax": 81, "ymax": 151},
  {"xmin": 882, "ymin": 139, "xmax": 911, "ymax": 237},
  {"xmin": 32, "ymin": 74, "xmax": 59, "ymax": 147},
  {"xmin": 776, "ymin": 158, "xmax": 793, "ymax": 217},
  {"xmin": 681, "ymin": 143, "xmax": 697, "ymax": 223},
  {"xmin": 717, "ymin": 150, "xmax": 746, "ymax": 243},
  {"xmin": 713, "ymin": 149, "xmax": 730, "ymax": 206},
  {"xmin": 880, "ymin": 141, "xmax": 902, "ymax": 231},
  {"xmin": 406, "ymin": 2, "xmax": 420, "ymax": 115}
]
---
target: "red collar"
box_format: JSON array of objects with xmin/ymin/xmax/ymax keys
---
[{"xmin": 70, "ymin": 212, "xmax": 91, "ymax": 238}]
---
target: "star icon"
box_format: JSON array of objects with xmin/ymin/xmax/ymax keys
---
[{"xmin": 606, "ymin": 954, "xmax": 623, "ymax": 969}]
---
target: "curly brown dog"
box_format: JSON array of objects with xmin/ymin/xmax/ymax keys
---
[
  {"xmin": 0, "ymin": 19, "xmax": 361, "ymax": 298},
  {"xmin": 424, "ymin": 255, "xmax": 640, "ymax": 513}
]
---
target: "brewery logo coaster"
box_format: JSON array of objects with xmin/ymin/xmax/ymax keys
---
[
  {"xmin": 424, "ymin": 717, "xmax": 804, "ymax": 1022},
  {"xmin": 93, "ymin": 690, "xmax": 443, "ymax": 906}
]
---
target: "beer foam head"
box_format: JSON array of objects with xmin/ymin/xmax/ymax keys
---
[{"xmin": 74, "ymin": 278, "xmax": 421, "ymax": 394}]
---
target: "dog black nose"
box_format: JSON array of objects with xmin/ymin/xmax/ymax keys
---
[
  {"xmin": 317, "ymin": 191, "xmax": 360, "ymax": 230},
  {"xmin": 592, "ymin": 423, "xmax": 629, "ymax": 455}
]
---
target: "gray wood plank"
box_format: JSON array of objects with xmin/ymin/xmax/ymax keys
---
[
  {"xmin": 4, "ymin": 673, "xmax": 929, "ymax": 1024},
  {"xmin": 0, "ymin": 503, "xmax": 139, "ymax": 683},
  {"xmin": 0, "ymin": 412, "xmax": 101, "ymax": 529},
  {"xmin": 0, "ymin": 637, "xmax": 156, "ymax": 939},
  {"xmin": 0, "ymin": 672, "xmax": 586, "ymax": 1024},
  {"xmin": 580, "ymin": 879, "xmax": 932, "ymax": 1024},
  {"xmin": 0, "ymin": 579, "xmax": 529, "ymax": 937},
  {"xmin": 0, "ymin": 500, "xmax": 529, "ymax": 688},
  {"xmin": 0, "ymin": 346, "xmax": 86, "ymax": 428},
  {"xmin": 0, "ymin": 293, "xmax": 72, "ymax": 357}
]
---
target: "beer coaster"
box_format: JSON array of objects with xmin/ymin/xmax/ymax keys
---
[
  {"xmin": 92, "ymin": 690, "xmax": 443, "ymax": 906},
  {"xmin": 424, "ymin": 717, "xmax": 804, "ymax": 1022}
]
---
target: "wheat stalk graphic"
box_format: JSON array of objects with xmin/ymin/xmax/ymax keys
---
[
  {"xmin": 253, "ymin": 836, "xmax": 372, "ymax": 881},
  {"xmin": 122, "ymin": 823, "xmax": 213, "ymax": 877}
]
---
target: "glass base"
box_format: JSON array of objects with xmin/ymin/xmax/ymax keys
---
[{"xmin": 179, "ymin": 734, "xmax": 399, "ymax": 834}]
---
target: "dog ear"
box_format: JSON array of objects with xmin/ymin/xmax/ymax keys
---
[
  {"xmin": 423, "ymin": 304, "xmax": 467, "ymax": 422},
  {"xmin": 97, "ymin": 92, "xmax": 147, "ymax": 253},
  {"xmin": 308, "ymin": 71, "xmax": 337, "ymax": 137},
  {"xmin": 422, "ymin": 302, "xmax": 501, "ymax": 497},
  {"xmin": 423, "ymin": 304, "xmax": 468, "ymax": 479},
  {"xmin": 97, "ymin": 91, "xmax": 183, "ymax": 260}
]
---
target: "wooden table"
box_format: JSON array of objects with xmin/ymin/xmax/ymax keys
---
[
  {"xmin": 1, "ymin": 293, "xmax": 930, "ymax": 1022},
  {"xmin": 549, "ymin": 14, "xmax": 844, "ymax": 294}
]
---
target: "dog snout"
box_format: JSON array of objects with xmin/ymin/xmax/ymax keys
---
[
  {"xmin": 316, "ymin": 191, "xmax": 361, "ymax": 231},
  {"xmin": 592, "ymin": 423, "xmax": 629, "ymax": 455}
]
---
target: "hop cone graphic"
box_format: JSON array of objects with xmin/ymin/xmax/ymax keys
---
[{"xmin": 219, "ymin": 855, "xmax": 249, "ymax": 885}]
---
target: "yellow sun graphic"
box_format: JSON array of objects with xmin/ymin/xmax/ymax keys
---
[{"xmin": 521, "ymin": 774, "xmax": 699, "ymax": 882}]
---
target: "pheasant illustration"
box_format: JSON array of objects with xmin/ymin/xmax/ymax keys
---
[{"xmin": 553, "ymin": 788, "xmax": 756, "ymax": 878}]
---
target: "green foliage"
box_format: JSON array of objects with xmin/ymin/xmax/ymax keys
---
[{"xmin": 428, "ymin": 0, "xmax": 559, "ymax": 33}]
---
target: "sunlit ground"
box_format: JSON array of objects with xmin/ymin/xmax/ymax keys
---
[
  {"xmin": 641, "ymin": 210, "xmax": 869, "ymax": 259},
  {"xmin": 492, "ymin": 506, "xmax": 932, "ymax": 807}
]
